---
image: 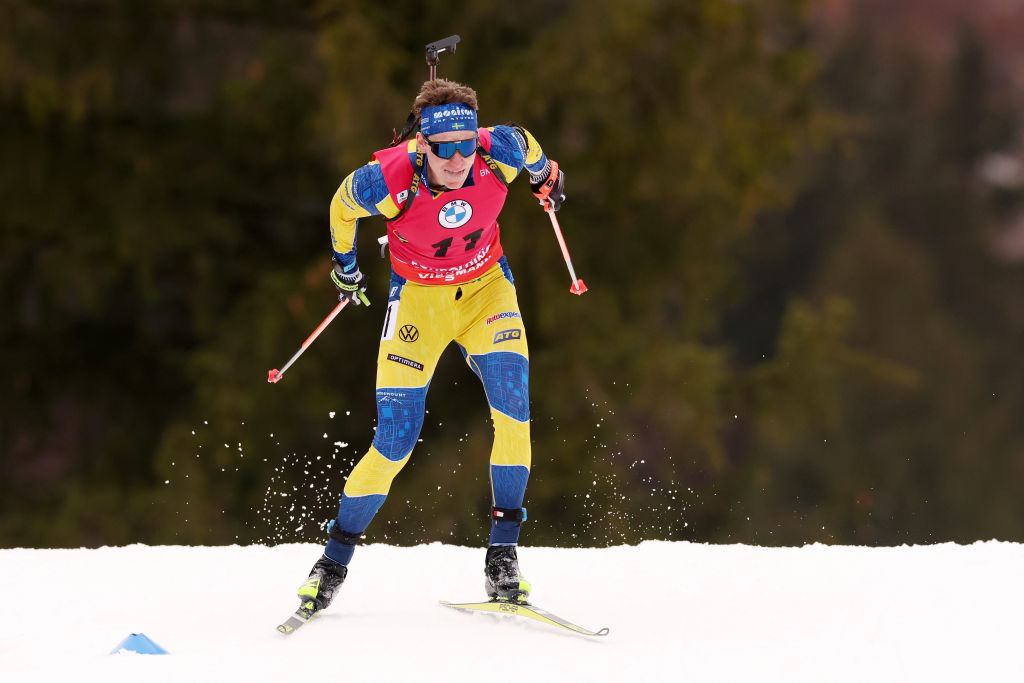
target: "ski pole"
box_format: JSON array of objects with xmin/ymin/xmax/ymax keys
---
[
  {"xmin": 268, "ymin": 299, "xmax": 349, "ymax": 383},
  {"xmin": 546, "ymin": 209, "xmax": 588, "ymax": 295}
]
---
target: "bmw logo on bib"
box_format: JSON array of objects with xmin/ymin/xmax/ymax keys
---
[{"xmin": 438, "ymin": 199, "xmax": 473, "ymax": 229}]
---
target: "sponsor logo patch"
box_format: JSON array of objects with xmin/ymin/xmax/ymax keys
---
[
  {"xmin": 493, "ymin": 329, "xmax": 522, "ymax": 344},
  {"xmin": 486, "ymin": 311, "xmax": 522, "ymax": 325},
  {"xmin": 398, "ymin": 325, "xmax": 419, "ymax": 342},
  {"xmin": 387, "ymin": 354, "xmax": 424, "ymax": 371},
  {"xmin": 438, "ymin": 199, "xmax": 473, "ymax": 229}
]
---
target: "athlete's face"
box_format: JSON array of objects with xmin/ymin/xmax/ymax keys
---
[{"xmin": 417, "ymin": 130, "xmax": 477, "ymax": 190}]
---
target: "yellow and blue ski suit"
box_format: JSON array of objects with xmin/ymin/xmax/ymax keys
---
[{"xmin": 324, "ymin": 124, "xmax": 551, "ymax": 565}]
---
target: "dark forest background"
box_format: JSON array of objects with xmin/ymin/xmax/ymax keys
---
[{"xmin": 3, "ymin": 0, "xmax": 1024, "ymax": 549}]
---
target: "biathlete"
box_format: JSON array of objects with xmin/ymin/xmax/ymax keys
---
[{"xmin": 292, "ymin": 78, "xmax": 566, "ymax": 614}]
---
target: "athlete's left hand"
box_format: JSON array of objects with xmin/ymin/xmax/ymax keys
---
[{"xmin": 531, "ymin": 160, "xmax": 565, "ymax": 212}]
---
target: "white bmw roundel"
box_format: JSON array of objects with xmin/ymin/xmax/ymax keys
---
[{"xmin": 438, "ymin": 199, "xmax": 473, "ymax": 229}]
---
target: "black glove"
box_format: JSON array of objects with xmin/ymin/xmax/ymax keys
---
[
  {"xmin": 330, "ymin": 258, "xmax": 370, "ymax": 306},
  {"xmin": 530, "ymin": 159, "xmax": 566, "ymax": 212}
]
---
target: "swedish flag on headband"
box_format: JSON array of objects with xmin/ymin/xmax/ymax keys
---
[{"xmin": 420, "ymin": 102, "xmax": 477, "ymax": 136}]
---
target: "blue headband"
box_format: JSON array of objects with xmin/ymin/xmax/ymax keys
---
[{"xmin": 420, "ymin": 103, "xmax": 478, "ymax": 137}]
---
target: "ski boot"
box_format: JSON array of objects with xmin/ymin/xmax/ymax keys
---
[
  {"xmin": 484, "ymin": 545, "xmax": 531, "ymax": 603},
  {"xmin": 297, "ymin": 554, "xmax": 348, "ymax": 616}
]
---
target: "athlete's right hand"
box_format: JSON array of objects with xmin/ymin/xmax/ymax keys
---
[{"xmin": 330, "ymin": 258, "xmax": 371, "ymax": 306}]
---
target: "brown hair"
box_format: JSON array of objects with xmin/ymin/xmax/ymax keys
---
[{"xmin": 412, "ymin": 78, "xmax": 479, "ymax": 118}]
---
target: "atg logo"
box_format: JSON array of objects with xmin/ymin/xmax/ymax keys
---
[
  {"xmin": 438, "ymin": 199, "xmax": 473, "ymax": 229},
  {"xmin": 493, "ymin": 329, "xmax": 522, "ymax": 344}
]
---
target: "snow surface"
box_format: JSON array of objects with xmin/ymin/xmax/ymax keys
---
[{"xmin": 2, "ymin": 541, "xmax": 1022, "ymax": 682}]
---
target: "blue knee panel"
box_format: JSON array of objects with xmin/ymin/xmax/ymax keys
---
[
  {"xmin": 372, "ymin": 385, "xmax": 428, "ymax": 461},
  {"xmin": 468, "ymin": 352, "xmax": 529, "ymax": 422},
  {"xmin": 326, "ymin": 492, "xmax": 387, "ymax": 565}
]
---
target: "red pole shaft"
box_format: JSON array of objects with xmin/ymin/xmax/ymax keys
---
[
  {"xmin": 302, "ymin": 299, "xmax": 347, "ymax": 349},
  {"xmin": 548, "ymin": 209, "xmax": 573, "ymax": 263},
  {"xmin": 547, "ymin": 210, "xmax": 588, "ymax": 295},
  {"xmin": 268, "ymin": 299, "xmax": 349, "ymax": 383}
]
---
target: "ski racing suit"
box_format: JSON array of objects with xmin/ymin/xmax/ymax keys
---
[{"xmin": 323, "ymin": 124, "xmax": 551, "ymax": 566}]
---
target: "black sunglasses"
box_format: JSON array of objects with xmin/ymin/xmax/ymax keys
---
[{"xmin": 425, "ymin": 136, "xmax": 479, "ymax": 159}]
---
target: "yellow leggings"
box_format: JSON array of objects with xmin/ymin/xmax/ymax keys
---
[{"xmin": 325, "ymin": 258, "xmax": 531, "ymax": 563}]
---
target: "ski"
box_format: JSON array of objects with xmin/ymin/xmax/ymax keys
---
[
  {"xmin": 276, "ymin": 600, "xmax": 319, "ymax": 635},
  {"xmin": 279, "ymin": 598, "xmax": 609, "ymax": 637},
  {"xmin": 439, "ymin": 599, "xmax": 609, "ymax": 637}
]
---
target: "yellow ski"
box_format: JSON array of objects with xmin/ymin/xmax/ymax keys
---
[{"xmin": 440, "ymin": 600, "xmax": 609, "ymax": 637}]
